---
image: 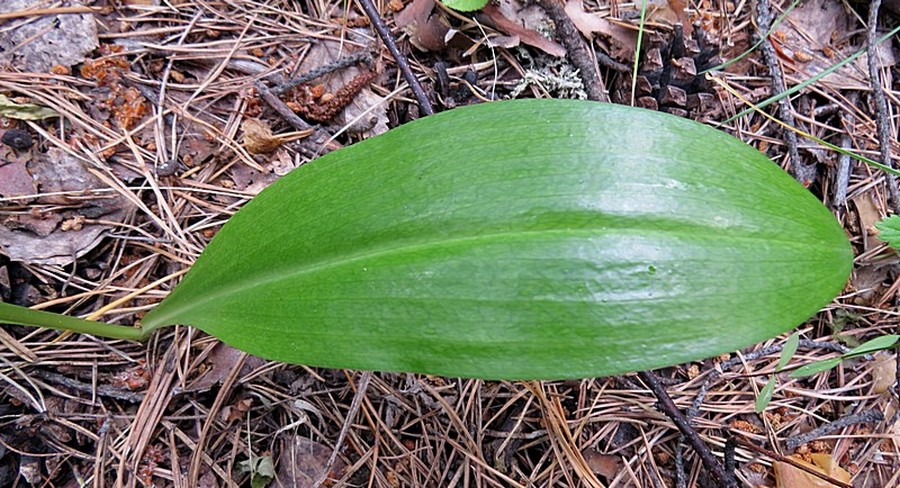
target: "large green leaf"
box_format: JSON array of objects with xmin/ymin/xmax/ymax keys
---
[{"xmin": 136, "ymin": 99, "xmax": 852, "ymax": 380}]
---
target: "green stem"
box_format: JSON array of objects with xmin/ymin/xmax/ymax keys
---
[{"xmin": 0, "ymin": 301, "xmax": 149, "ymax": 341}]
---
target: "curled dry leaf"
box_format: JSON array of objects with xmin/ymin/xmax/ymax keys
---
[
  {"xmin": 275, "ymin": 436, "xmax": 345, "ymax": 488},
  {"xmin": 0, "ymin": 0, "xmax": 99, "ymax": 72},
  {"xmin": 396, "ymin": 0, "xmax": 450, "ymax": 52},
  {"xmin": 480, "ymin": 2, "xmax": 566, "ymax": 57},
  {"xmin": 564, "ymin": 0, "xmax": 637, "ymax": 60},
  {"xmin": 241, "ymin": 118, "xmax": 283, "ymax": 154}
]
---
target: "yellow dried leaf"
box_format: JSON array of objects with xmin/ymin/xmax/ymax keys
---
[{"xmin": 774, "ymin": 454, "xmax": 851, "ymax": 488}]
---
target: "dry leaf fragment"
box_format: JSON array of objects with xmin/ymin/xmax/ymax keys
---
[
  {"xmin": 242, "ymin": 118, "xmax": 282, "ymax": 154},
  {"xmin": 275, "ymin": 436, "xmax": 346, "ymax": 488},
  {"xmin": 871, "ymin": 352, "xmax": 896, "ymax": 394},
  {"xmin": 0, "ymin": 148, "xmax": 129, "ymax": 265},
  {"xmin": 774, "ymin": 454, "xmax": 851, "ymax": 488},
  {"xmin": 564, "ymin": 0, "xmax": 636, "ymax": 60},
  {"xmin": 396, "ymin": 0, "xmax": 450, "ymax": 52},
  {"xmin": 481, "ymin": 3, "xmax": 566, "ymax": 57},
  {"xmin": 0, "ymin": 95, "xmax": 58, "ymax": 120}
]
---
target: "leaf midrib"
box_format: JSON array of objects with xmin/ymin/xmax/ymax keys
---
[{"xmin": 143, "ymin": 222, "xmax": 847, "ymax": 329}]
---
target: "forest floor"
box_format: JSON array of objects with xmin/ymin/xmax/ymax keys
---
[{"xmin": 0, "ymin": 0, "xmax": 899, "ymax": 486}]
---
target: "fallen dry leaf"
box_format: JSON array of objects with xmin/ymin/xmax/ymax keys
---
[
  {"xmin": 181, "ymin": 343, "xmax": 266, "ymax": 394},
  {"xmin": 0, "ymin": 148, "xmax": 129, "ymax": 265},
  {"xmin": 581, "ymin": 449, "xmax": 620, "ymax": 480},
  {"xmin": 275, "ymin": 436, "xmax": 345, "ymax": 488},
  {"xmin": 564, "ymin": 0, "xmax": 636, "ymax": 60},
  {"xmin": 481, "ymin": 3, "xmax": 566, "ymax": 57},
  {"xmin": 871, "ymin": 352, "xmax": 896, "ymax": 394},
  {"xmin": 0, "ymin": 0, "xmax": 99, "ymax": 72},
  {"xmin": 774, "ymin": 453, "xmax": 851, "ymax": 488},
  {"xmin": 396, "ymin": 0, "xmax": 449, "ymax": 52}
]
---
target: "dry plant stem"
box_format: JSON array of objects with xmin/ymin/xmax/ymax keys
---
[
  {"xmin": 355, "ymin": 0, "xmax": 434, "ymax": 115},
  {"xmin": 314, "ymin": 370, "xmax": 373, "ymax": 486},
  {"xmin": 730, "ymin": 436, "xmax": 854, "ymax": 488},
  {"xmin": 30, "ymin": 370, "xmax": 144, "ymax": 403},
  {"xmin": 255, "ymin": 81, "xmax": 313, "ymax": 131},
  {"xmin": 756, "ymin": 0, "xmax": 814, "ymax": 185},
  {"xmin": 784, "ymin": 409, "xmax": 884, "ymax": 450},
  {"xmin": 833, "ymin": 94, "xmax": 857, "ymax": 208},
  {"xmin": 866, "ymin": 0, "xmax": 900, "ymax": 213},
  {"xmin": 637, "ymin": 370, "xmax": 732, "ymax": 488},
  {"xmin": 536, "ymin": 0, "xmax": 609, "ymax": 102}
]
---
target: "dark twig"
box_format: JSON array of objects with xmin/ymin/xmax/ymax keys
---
[
  {"xmin": 785, "ymin": 409, "xmax": 884, "ymax": 450},
  {"xmin": 731, "ymin": 436, "xmax": 853, "ymax": 488},
  {"xmin": 833, "ymin": 93, "xmax": 857, "ymax": 208},
  {"xmin": 272, "ymin": 50, "xmax": 372, "ymax": 95},
  {"xmin": 255, "ymin": 81, "xmax": 313, "ymax": 131},
  {"xmin": 638, "ymin": 370, "xmax": 732, "ymax": 487},
  {"xmin": 723, "ymin": 436, "xmax": 737, "ymax": 487},
  {"xmin": 536, "ymin": 0, "xmax": 608, "ymax": 102},
  {"xmin": 254, "ymin": 82, "xmax": 341, "ymax": 157},
  {"xmin": 756, "ymin": 0, "xmax": 815, "ymax": 185},
  {"xmin": 867, "ymin": 0, "xmax": 900, "ymax": 213},
  {"xmin": 355, "ymin": 0, "xmax": 434, "ymax": 115},
  {"xmin": 30, "ymin": 369, "xmax": 145, "ymax": 403}
]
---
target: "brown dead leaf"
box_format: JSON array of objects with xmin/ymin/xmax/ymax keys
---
[
  {"xmin": 581, "ymin": 450, "xmax": 620, "ymax": 480},
  {"xmin": 774, "ymin": 454, "xmax": 851, "ymax": 488},
  {"xmin": 564, "ymin": 0, "xmax": 636, "ymax": 60},
  {"xmin": 481, "ymin": 3, "xmax": 566, "ymax": 57},
  {"xmin": 181, "ymin": 343, "xmax": 266, "ymax": 394},
  {"xmin": 0, "ymin": 147, "xmax": 36, "ymax": 200},
  {"xmin": 231, "ymin": 149, "xmax": 297, "ymax": 195},
  {"xmin": 275, "ymin": 437, "xmax": 346, "ymax": 488},
  {"xmin": 871, "ymin": 352, "xmax": 896, "ymax": 394},
  {"xmin": 242, "ymin": 118, "xmax": 282, "ymax": 154},
  {"xmin": 0, "ymin": 148, "xmax": 129, "ymax": 265},
  {"xmin": 852, "ymin": 193, "xmax": 882, "ymax": 251},
  {"xmin": 396, "ymin": 0, "xmax": 449, "ymax": 52},
  {"xmin": 0, "ymin": 0, "xmax": 99, "ymax": 73}
]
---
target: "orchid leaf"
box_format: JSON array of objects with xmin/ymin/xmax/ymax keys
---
[{"xmin": 125, "ymin": 99, "xmax": 853, "ymax": 380}]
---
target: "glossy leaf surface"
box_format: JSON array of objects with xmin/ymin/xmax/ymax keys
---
[{"xmin": 141, "ymin": 99, "xmax": 852, "ymax": 380}]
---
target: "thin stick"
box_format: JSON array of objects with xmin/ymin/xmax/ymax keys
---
[
  {"xmin": 867, "ymin": 0, "xmax": 900, "ymax": 213},
  {"xmin": 756, "ymin": 0, "xmax": 814, "ymax": 185},
  {"xmin": 637, "ymin": 370, "xmax": 732, "ymax": 487},
  {"xmin": 784, "ymin": 410, "xmax": 884, "ymax": 450},
  {"xmin": 314, "ymin": 370, "xmax": 372, "ymax": 486},
  {"xmin": 536, "ymin": 0, "xmax": 608, "ymax": 102},
  {"xmin": 356, "ymin": 0, "xmax": 434, "ymax": 115}
]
